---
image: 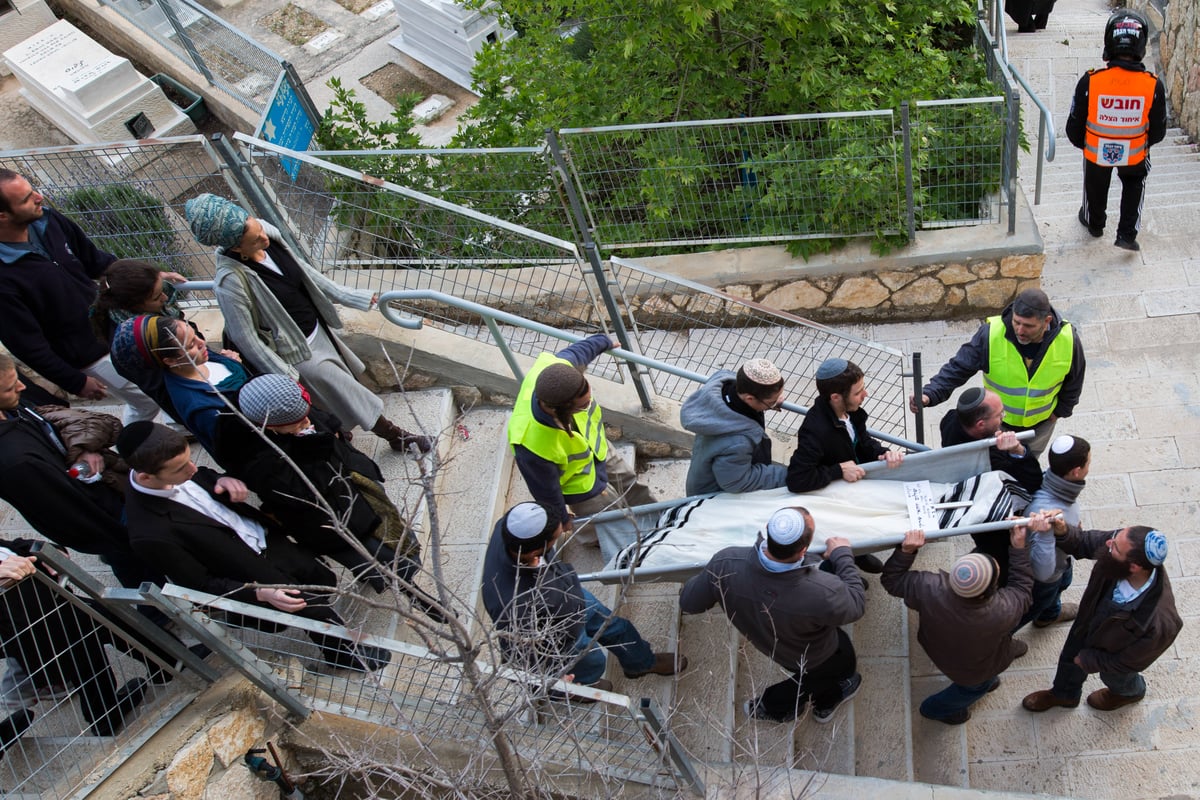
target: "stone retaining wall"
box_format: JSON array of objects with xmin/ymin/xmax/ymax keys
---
[{"xmin": 1138, "ymin": 0, "xmax": 1199, "ymax": 140}]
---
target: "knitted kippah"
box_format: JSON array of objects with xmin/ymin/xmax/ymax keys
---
[
  {"xmin": 766, "ymin": 508, "xmax": 809, "ymax": 545},
  {"xmin": 950, "ymin": 553, "xmax": 996, "ymax": 598},
  {"xmin": 741, "ymin": 358, "xmax": 782, "ymax": 386},
  {"xmin": 1049, "ymin": 435, "xmax": 1075, "ymax": 454},
  {"xmin": 535, "ymin": 363, "xmax": 587, "ymax": 406},
  {"xmin": 185, "ymin": 193, "xmax": 249, "ymax": 250},
  {"xmin": 815, "ymin": 358, "xmax": 849, "ymax": 380},
  {"xmin": 956, "ymin": 386, "xmax": 986, "ymax": 414},
  {"xmin": 1144, "ymin": 530, "xmax": 1168, "ymax": 566},
  {"xmin": 238, "ymin": 374, "xmax": 310, "ymax": 426}
]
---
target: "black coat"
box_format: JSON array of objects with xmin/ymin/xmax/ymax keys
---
[
  {"xmin": 226, "ymin": 409, "xmax": 386, "ymax": 553},
  {"xmin": 939, "ymin": 409, "xmax": 1043, "ymax": 495},
  {"xmin": 124, "ymin": 467, "xmax": 337, "ymax": 616},
  {"xmin": 786, "ymin": 395, "xmax": 886, "ymax": 493},
  {"xmin": 0, "ymin": 209, "xmax": 115, "ymax": 395}
]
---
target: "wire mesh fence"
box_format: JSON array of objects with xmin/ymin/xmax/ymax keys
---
[
  {"xmin": 0, "ymin": 136, "xmax": 241, "ymax": 288},
  {"xmin": 156, "ymin": 585, "xmax": 698, "ymax": 795},
  {"xmin": 98, "ymin": 0, "xmax": 283, "ymax": 114},
  {"xmin": 912, "ymin": 98, "xmax": 1008, "ymax": 228},
  {"xmin": 557, "ymin": 112, "xmax": 905, "ymax": 250},
  {"xmin": 0, "ymin": 552, "xmax": 204, "ymax": 799}
]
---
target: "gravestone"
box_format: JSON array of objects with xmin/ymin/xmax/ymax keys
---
[
  {"xmin": 389, "ymin": 0, "xmax": 512, "ymax": 91},
  {"xmin": 0, "ymin": 0, "xmax": 56, "ymax": 77},
  {"xmin": 2, "ymin": 19, "xmax": 195, "ymax": 149}
]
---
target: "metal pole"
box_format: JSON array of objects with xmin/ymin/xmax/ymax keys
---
[
  {"xmin": 154, "ymin": 0, "xmax": 216, "ymax": 85},
  {"xmin": 911, "ymin": 351, "xmax": 924, "ymax": 445},
  {"xmin": 282, "ymin": 61, "xmax": 322, "ymax": 131},
  {"xmin": 30, "ymin": 543, "xmax": 221, "ymax": 682},
  {"xmin": 639, "ymin": 698, "xmax": 705, "ymax": 796},
  {"xmin": 544, "ymin": 129, "xmax": 654, "ymax": 411},
  {"xmin": 210, "ymin": 133, "xmax": 313, "ymax": 262},
  {"xmin": 901, "ymin": 101, "xmax": 916, "ymax": 241},
  {"xmin": 1007, "ymin": 96, "xmax": 1019, "ymax": 234}
]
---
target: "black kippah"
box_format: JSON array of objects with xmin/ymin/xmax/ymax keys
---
[
  {"xmin": 115, "ymin": 420, "xmax": 159, "ymax": 459},
  {"xmin": 956, "ymin": 387, "xmax": 986, "ymax": 414}
]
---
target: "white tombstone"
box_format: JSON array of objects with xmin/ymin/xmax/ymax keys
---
[
  {"xmin": 389, "ymin": 0, "xmax": 513, "ymax": 91},
  {"xmin": 2, "ymin": 19, "xmax": 196, "ymax": 149},
  {"xmin": 0, "ymin": 0, "xmax": 57, "ymax": 77}
]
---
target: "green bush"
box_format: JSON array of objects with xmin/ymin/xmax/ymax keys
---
[{"xmin": 55, "ymin": 183, "xmax": 178, "ymax": 264}]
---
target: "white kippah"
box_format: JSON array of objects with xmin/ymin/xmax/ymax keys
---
[
  {"xmin": 741, "ymin": 358, "xmax": 782, "ymax": 385},
  {"xmin": 767, "ymin": 508, "xmax": 808, "ymax": 545},
  {"xmin": 1049, "ymin": 435, "xmax": 1076, "ymax": 455},
  {"xmin": 505, "ymin": 502, "xmax": 549, "ymax": 540}
]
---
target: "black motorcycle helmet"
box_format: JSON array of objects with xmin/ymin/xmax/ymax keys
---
[{"xmin": 1103, "ymin": 8, "xmax": 1149, "ymax": 62}]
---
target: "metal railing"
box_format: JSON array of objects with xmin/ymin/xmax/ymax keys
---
[
  {"xmin": 98, "ymin": 0, "xmax": 285, "ymax": 114},
  {"xmin": 0, "ymin": 545, "xmax": 210, "ymax": 799},
  {"xmin": 143, "ymin": 584, "xmax": 704, "ymax": 795}
]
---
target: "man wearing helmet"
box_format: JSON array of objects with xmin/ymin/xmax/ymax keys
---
[{"xmin": 1066, "ymin": 8, "xmax": 1166, "ymax": 252}]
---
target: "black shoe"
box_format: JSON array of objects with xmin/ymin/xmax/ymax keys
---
[
  {"xmin": 854, "ymin": 554, "xmax": 884, "ymax": 574},
  {"xmin": 0, "ymin": 708, "xmax": 34, "ymax": 758},
  {"xmin": 89, "ymin": 678, "xmax": 147, "ymax": 736},
  {"xmin": 1078, "ymin": 208, "xmax": 1102, "ymax": 237},
  {"xmin": 1115, "ymin": 236, "xmax": 1140, "ymax": 252},
  {"xmin": 1017, "ymin": 23, "xmax": 1036, "ymax": 32},
  {"xmin": 323, "ymin": 643, "xmax": 391, "ymax": 673},
  {"xmin": 813, "ymin": 672, "xmax": 862, "ymax": 724}
]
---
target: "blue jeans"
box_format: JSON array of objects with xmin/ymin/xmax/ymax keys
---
[
  {"xmin": 570, "ymin": 589, "xmax": 655, "ymax": 685},
  {"xmin": 920, "ymin": 677, "xmax": 999, "ymax": 720},
  {"xmin": 1018, "ymin": 561, "xmax": 1073, "ymax": 630}
]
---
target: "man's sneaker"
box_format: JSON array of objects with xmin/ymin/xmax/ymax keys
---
[
  {"xmin": 813, "ymin": 673, "xmax": 862, "ymax": 724},
  {"xmin": 742, "ymin": 698, "xmax": 795, "ymax": 724},
  {"xmin": 1114, "ymin": 235, "xmax": 1140, "ymax": 252},
  {"xmin": 1033, "ymin": 602, "xmax": 1078, "ymax": 628},
  {"xmin": 1078, "ymin": 208, "xmax": 1103, "ymax": 237},
  {"xmin": 624, "ymin": 652, "xmax": 688, "ymax": 679}
]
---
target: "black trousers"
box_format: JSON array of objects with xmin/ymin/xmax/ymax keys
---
[
  {"xmin": 758, "ymin": 628, "xmax": 857, "ymax": 719},
  {"xmin": 1081, "ymin": 157, "xmax": 1150, "ymax": 240}
]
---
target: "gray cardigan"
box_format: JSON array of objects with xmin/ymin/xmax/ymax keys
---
[{"xmin": 212, "ymin": 220, "xmax": 373, "ymax": 379}]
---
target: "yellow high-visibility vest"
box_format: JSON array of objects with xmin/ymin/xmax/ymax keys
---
[
  {"xmin": 983, "ymin": 317, "xmax": 1074, "ymax": 427},
  {"xmin": 507, "ymin": 353, "xmax": 608, "ymax": 496}
]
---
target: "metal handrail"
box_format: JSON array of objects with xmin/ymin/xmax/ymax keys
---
[
  {"xmin": 376, "ymin": 288, "xmax": 927, "ymax": 452},
  {"xmin": 980, "ymin": 0, "xmax": 1057, "ymax": 204}
]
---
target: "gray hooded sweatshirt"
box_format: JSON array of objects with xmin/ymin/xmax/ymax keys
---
[{"xmin": 680, "ymin": 370, "xmax": 787, "ymax": 495}]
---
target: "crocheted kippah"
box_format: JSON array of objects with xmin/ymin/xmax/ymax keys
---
[
  {"xmin": 111, "ymin": 314, "xmax": 178, "ymax": 374},
  {"xmin": 766, "ymin": 508, "xmax": 809, "ymax": 545},
  {"xmin": 185, "ymin": 193, "xmax": 249, "ymax": 250},
  {"xmin": 535, "ymin": 363, "xmax": 587, "ymax": 406},
  {"xmin": 1012, "ymin": 288, "xmax": 1052, "ymax": 317},
  {"xmin": 950, "ymin": 553, "xmax": 996, "ymax": 598},
  {"xmin": 1144, "ymin": 530, "xmax": 1168, "ymax": 566},
  {"xmin": 956, "ymin": 386, "xmax": 986, "ymax": 414},
  {"xmin": 740, "ymin": 358, "xmax": 782, "ymax": 386},
  {"xmin": 238, "ymin": 374, "xmax": 310, "ymax": 426},
  {"xmin": 815, "ymin": 358, "xmax": 849, "ymax": 380}
]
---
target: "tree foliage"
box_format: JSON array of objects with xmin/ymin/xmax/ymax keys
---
[{"xmin": 456, "ymin": 0, "xmax": 985, "ymax": 146}]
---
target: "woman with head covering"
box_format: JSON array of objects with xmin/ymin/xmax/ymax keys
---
[
  {"xmin": 113, "ymin": 314, "xmax": 249, "ymax": 461},
  {"xmin": 91, "ymin": 259, "xmax": 190, "ymax": 344},
  {"xmin": 183, "ymin": 194, "xmax": 431, "ymax": 454}
]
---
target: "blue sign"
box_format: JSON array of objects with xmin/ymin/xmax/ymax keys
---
[{"xmin": 258, "ymin": 72, "xmax": 316, "ymax": 180}]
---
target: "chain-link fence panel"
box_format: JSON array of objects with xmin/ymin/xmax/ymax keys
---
[
  {"xmin": 912, "ymin": 97, "xmax": 1008, "ymax": 229},
  {"xmin": 99, "ymin": 0, "xmax": 283, "ymax": 114},
  {"xmin": 1, "ymin": 137, "xmax": 242, "ymax": 288},
  {"xmin": 557, "ymin": 112, "xmax": 904, "ymax": 250}
]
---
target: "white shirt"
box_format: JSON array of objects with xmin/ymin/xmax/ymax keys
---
[{"xmin": 129, "ymin": 472, "xmax": 268, "ymax": 554}]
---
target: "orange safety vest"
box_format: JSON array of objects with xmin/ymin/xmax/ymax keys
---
[{"xmin": 1084, "ymin": 66, "xmax": 1157, "ymax": 167}]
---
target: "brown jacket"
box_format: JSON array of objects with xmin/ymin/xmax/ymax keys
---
[
  {"xmin": 34, "ymin": 405, "xmax": 129, "ymax": 492},
  {"xmin": 1058, "ymin": 525, "xmax": 1182, "ymax": 675},
  {"xmin": 882, "ymin": 542, "xmax": 1032, "ymax": 686}
]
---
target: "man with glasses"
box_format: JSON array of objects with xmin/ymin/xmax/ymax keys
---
[
  {"xmin": 1022, "ymin": 521, "xmax": 1181, "ymax": 712},
  {"xmin": 680, "ymin": 358, "xmax": 789, "ymax": 496}
]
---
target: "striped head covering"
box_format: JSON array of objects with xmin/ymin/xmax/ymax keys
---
[
  {"xmin": 111, "ymin": 314, "xmax": 180, "ymax": 372},
  {"xmin": 950, "ymin": 553, "xmax": 996, "ymax": 598}
]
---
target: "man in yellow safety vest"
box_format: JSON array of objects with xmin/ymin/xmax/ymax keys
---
[{"xmin": 909, "ymin": 288, "xmax": 1085, "ymax": 459}]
